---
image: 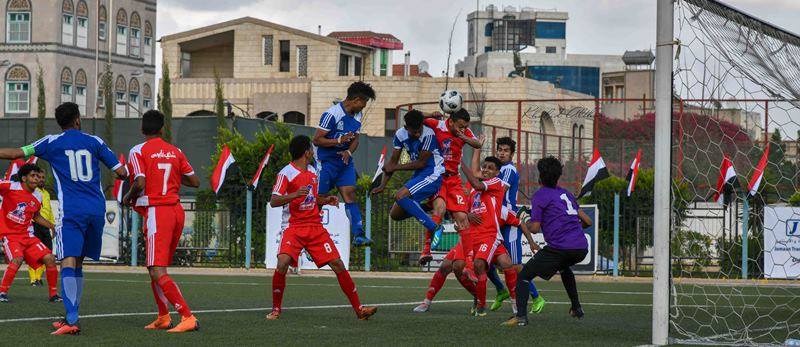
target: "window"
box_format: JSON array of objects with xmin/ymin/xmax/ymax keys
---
[
  {"xmin": 485, "ymin": 22, "xmax": 494, "ymax": 36},
  {"xmin": 144, "ymin": 37, "xmax": 152, "ymax": 64},
  {"xmin": 76, "ymin": 86, "xmax": 86, "ymax": 115},
  {"xmin": 263, "ymin": 35, "xmax": 273, "ymax": 65},
  {"xmin": 379, "ymin": 49, "xmax": 388, "ymax": 76},
  {"xmin": 484, "ymin": 46, "xmax": 492, "ymax": 53},
  {"xmin": 535, "ymin": 21, "xmax": 566, "ymax": 39},
  {"xmin": 297, "ymin": 45, "xmax": 307, "ymax": 77},
  {"xmin": 5, "ymin": 82, "xmax": 29, "ymax": 114},
  {"xmin": 116, "ymin": 26, "xmax": 127, "ymax": 55},
  {"xmin": 115, "ymin": 92, "xmax": 126, "ymax": 117},
  {"xmin": 76, "ymin": 17, "xmax": 88, "ymax": 48},
  {"xmin": 99, "ymin": 22, "xmax": 106, "ymax": 40},
  {"xmin": 129, "ymin": 93, "xmax": 139, "ymax": 115},
  {"xmin": 61, "ymin": 84, "xmax": 73, "ymax": 103},
  {"xmin": 339, "ymin": 54, "xmax": 350, "ymax": 76},
  {"xmin": 130, "ymin": 28, "xmax": 140, "ymax": 57},
  {"xmin": 354, "ymin": 56, "xmax": 362, "ymax": 76},
  {"xmin": 180, "ymin": 52, "xmax": 191, "ymax": 77},
  {"xmin": 62, "ymin": 14, "xmax": 74, "ymax": 45},
  {"xmin": 7, "ymin": 12, "xmax": 31, "ymax": 43},
  {"xmin": 545, "ymin": 46, "xmax": 557, "ymax": 54},
  {"xmin": 143, "ymin": 98, "xmax": 151, "ymax": 109},
  {"xmin": 384, "ymin": 108, "xmax": 398, "ymax": 137},
  {"xmin": 279, "ymin": 40, "xmax": 290, "ymax": 72}
]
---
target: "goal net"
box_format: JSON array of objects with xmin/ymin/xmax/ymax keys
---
[{"xmin": 670, "ymin": 0, "xmax": 800, "ymax": 344}]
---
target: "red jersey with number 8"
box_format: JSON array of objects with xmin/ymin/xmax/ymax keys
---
[{"xmin": 129, "ymin": 137, "xmax": 195, "ymax": 207}]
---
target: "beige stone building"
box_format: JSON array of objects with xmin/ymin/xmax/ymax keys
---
[{"xmin": 0, "ymin": 0, "xmax": 157, "ymax": 118}]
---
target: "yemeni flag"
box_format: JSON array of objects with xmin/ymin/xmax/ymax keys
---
[
  {"xmin": 113, "ymin": 153, "xmax": 128, "ymax": 203},
  {"xmin": 578, "ymin": 148, "xmax": 610, "ymax": 198},
  {"xmin": 369, "ymin": 146, "xmax": 387, "ymax": 190},
  {"xmin": 712, "ymin": 155, "xmax": 738, "ymax": 205},
  {"xmin": 249, "ymin": 144, "xmax": 274, "ymax": 189},
  {"xmin": 211, "ymin": 145, "xmax": 237, "ymax": 194},
  {"xmin": 747, "ymin": 144, "xmax": 769, "ymax": 196},
  {"xmin": 625, "ymin": 149, "xmax": 642, "ymax": 197}
]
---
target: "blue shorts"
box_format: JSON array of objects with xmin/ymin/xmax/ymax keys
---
[
  {"xmin": 317, "ymin": 159, "xmax": 357, "ymax": 194},
  {"xmin": 404, "ymin": 174, "xmax": 443, "ymax": 203},
  {"xmin": 501, "ymin": 225, "xmax": 523, "ymax": 264},
  {"xmin": 55, "ymin": 213, "xmax": 105, "ymax": 260}
]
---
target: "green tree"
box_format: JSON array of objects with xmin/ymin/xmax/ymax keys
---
[
  {"xmin": 102, "ymin": 65, "xmax": 114, "ymax": 146},
  {"xmin": 160, "ymin": 63, "xmax": 173, "ymax": 142},
  {"xmin": 763, "ymin": 129, "xmax": 797, "ymax": 202},
  {"xmin": 36, "ymin": 62, "xmax": 45, "ymax": 137},
  {"xmin": 214, "ymin": 68, "xmax": 226, "ymax": 133}
]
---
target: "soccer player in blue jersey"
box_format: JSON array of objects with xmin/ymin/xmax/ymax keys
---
[
  {"xmin": 488, "ymin": 137, "xmax": 545, "ymax": 314},
  {"xmin": 0, "ymin": 102, "xmax": 128, "ymax": 335},
  {"xmin": 313, "ymin": 81, "xmax": 376, "ymax": 247},
  {"xmin": 370, "ymin": 110, "xmax": 445, "ymax": 243}
]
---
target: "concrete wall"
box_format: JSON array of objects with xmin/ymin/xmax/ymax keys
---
[{"xmin": 189, "ymin": 42, "xmax": 234, "ymax": 78}]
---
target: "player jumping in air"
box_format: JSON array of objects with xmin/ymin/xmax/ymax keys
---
[
  {"xmin": 370, "ymin": 110, "xmax": 445, "ymax": 245},
  {"xmin": 0, "ymin": 102, "xmax": 128, "ymax": 335},
  {"xmin": 313, "ymin": 81, "xmax": 376, "ymax": 247},
  {"xmin": 0, "ymin": 164, "xmax": 60, "ymax": 303},
  {"xmin": 267, "ymin": 135, "xmax": 377, "ymax": 321},
  {"xmin": 124, "ymin": 110, "xmax": 201, "ymax": 333},
  {"xmin": 503, "ymin": 156, "xmax": 592, "ymax": 327}
]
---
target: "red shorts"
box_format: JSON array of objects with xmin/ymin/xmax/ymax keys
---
[
  {"xmin": 143, "ymin": 204, "xmax": 185, "ymax": 267},
  {"xmin": 434, "ymin": 175, "xmax": 469, "ymax": 213},
  {"xmin": 444, "ymin": 235, "xmax": 507, "ymax": 264},
  {"xmin": 279, "ymin": 224, "xmax": 340, "ymax": 268},
  {"xmin": 2, "ymin": 234, "xmax": 51, "ymax": 269}
]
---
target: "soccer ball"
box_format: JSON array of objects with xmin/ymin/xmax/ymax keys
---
[{"xmin": 439, "ymin": 89, "xmax": 463, "ymax": 114}]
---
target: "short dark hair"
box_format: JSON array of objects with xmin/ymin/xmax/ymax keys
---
[
  {"xmin": 141, "ymin": 110, "xmax": 165, "ymax": 135},
  {"xmin": 537, "ymin": 156, "xmax": 562, "ymax": 188},
  {"xmin": 497, "ymin": 136, "xmax": 516, "ymax": 154},
  {"xmin": 483, "ymin": 156, "xmax": 502, "ymax": 170},
  {"xmin": 55, "ymin": 102, "xmax": 80, "ymax": 129},
  {"xmin": 450, "ymin": 108, "xmax": 470, "ymax": 123},
  {"xmin": 346, "ymin": 81, "xmax": 376, "ymax": 101},
  {"xmin": 404, "ymin": 110, "xmax": 424, "ymax": 130},
  {"xmin": 289, "ymin": 135, "xmax": 312, "ymax": 160},
  {"xmin": 17, "ymin": 163, "xmax": 43, "ymax": 180}
]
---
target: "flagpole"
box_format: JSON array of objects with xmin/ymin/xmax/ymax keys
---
[
  {"xmin": 131, "ymin": 212, "xmax": 139, "ymax": 267},
  {"xmin": 741, "ymin": 196, "xmax": 749, "ymax": 279},
  {"xmin": 365, "ymin": 194, "xmax": 372, "ymax": 272},
  {"xmin": 613, "ymin": 193, "xmax": 620, "ymax": 277}
]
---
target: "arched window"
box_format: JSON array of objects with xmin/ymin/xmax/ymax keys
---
[
  {"xmin": 75, "ymin": 0, "xmax": 88, "ymax": 48},
  {"xmin": 114, "ymin": 75, "xmax": 126, "ymax": 117},
  {"xmin": 98, "ymin": 5, "xmax": 106, "ymax": 41},
  {"xmin": 282, "ymin": 111, "xmax": 306, "ymax": 125},
  {"xmin": 6, "ymin": 0, "xmax": 31, "ymax": 43},
  {"xmin": 60, "ymin": 67, "xmax": 73, "ymax": 104},
  {"xmin": 129, "ymin": 12, "xmax": 140, "ymax": 57},
  {"xmin": 61, "ymin": 0, "xmax": 74, "ymax": 45},
  {"xmin": 4, "ymin": 64, "xmax": 30, "ymax": 114},
  {"xmin": 144, "ymin": 21, "xmax": 153, "ymax": 65},
  {"xmin": 115, "ymin": 8, "xmax": 127, "ymax": 55},
  {"xmin": 128, "ymin": 77, "xmax": 139, "ymax": 116},
  {"xmin": 75, "ymin": 69, "xmax": 87, "ymax": 115},
  {"xmin": 142, "ymin": 83, "xmax": 152, "ymax": 110}
]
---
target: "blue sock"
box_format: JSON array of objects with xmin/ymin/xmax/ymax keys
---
[
  {"xmin": 396, "ymin": 197, "xmax": 437, "ymax": 231},
  {"xmin": 487, "ymin": 265, "xmax": 505, "ymax": 293},
  {"xmin": 529, "ymin": 281, "xmax": 540, "ymax": 299},
  {"xmin": 344, "ymin": 202, "xmax": 364, "ymax": 238},
  {"xmin": 61, "ymin": 267, "xmax": 79, "ymax": 325},
  {"xmin": 75, "ymin": 267, "xmax": 84, "ymax": 306}
]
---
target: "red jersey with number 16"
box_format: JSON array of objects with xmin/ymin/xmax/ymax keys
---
[
  {"xmin": 0, "ymin": 181, "xmax": 42, "ymax": 236},
  {"xmin": 272, "ymin": 162, "xmax": 321, "ymax": 228},
  {"xmin": 424, "ymin": 118, "xmax": 476, "ymax": 175},
  {"xmin": 129, "ymin": 137, "xmax": 195, "ymax": 207}
]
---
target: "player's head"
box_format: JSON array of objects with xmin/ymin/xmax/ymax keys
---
[
  {"xmin": 36, "ymin": 170, "xmax": 46, "ymax": 188},
  {"xmin": 141, "ymin": 110, "xmax": 165, "ymax": 136},
  {"xmin": 345, "ymin": 81, "xmax": 376, "ymax": 113},
  {"xmin": 481, "ymin": 156, "xmax": 502, "ymax": 179},
  {"xmin": 403, "ymin": 110, "xmax": 425, "ymax": 139},
  {"xmin": 538, "ymin": 156, "xmax": 562, "ymax": 188},
  {"xmin": 17, "ymin": 163, "xmax": 44, "ymax": 191},
  {"xmin": 289, "ymin": 135, "xmax": 313, "ymax": 161},
  {"xmin": 448, "ymin": 109, "xmax": 471, "ymax": 135},
  {"xmin": 496, "ymin": 137, "xmax": 516, "ymax": 164},
  {"xmin": 55, "ymin": 102, "xmax": 81, "ymax": 130}
]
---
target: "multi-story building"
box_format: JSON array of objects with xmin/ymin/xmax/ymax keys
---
[
  {"xmin": 600, "ymin": 50, "xmax": 655, "ymax": 120},
  {"xmin": 0, "ymin": 0, "xmax": 156, "ymax": 118}
]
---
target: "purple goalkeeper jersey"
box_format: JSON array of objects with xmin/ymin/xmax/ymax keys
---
[{"xmin": 530, "ymin": 186, "xmax": 588, "ymax": 250}]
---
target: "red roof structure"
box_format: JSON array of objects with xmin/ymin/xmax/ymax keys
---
[{"xmin": 328, "ymin": 31, "xmax": 403, "ymax": 50}]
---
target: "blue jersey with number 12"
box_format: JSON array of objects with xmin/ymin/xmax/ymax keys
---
[{"xmin": 30, "ymin": 129, "xmax": 121, "ymax": 216}]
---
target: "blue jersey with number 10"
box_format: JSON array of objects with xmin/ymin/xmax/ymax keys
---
[{"xmin": 30, "ymin": 129, "xmax": 121, "ymax": 216}]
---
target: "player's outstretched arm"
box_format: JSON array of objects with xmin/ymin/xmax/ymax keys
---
[
  {"xmin": 519, "ymin": 220, "xmax": 540, "ymax": 253},
  {"xmin": 392, "ymin": 150, "xmax": 431, "ymax": 172},
  {"xmin": 182, "ymin": 174, "xmax": 200, "ymax": 188},
  {"xmin": 317, "ymin": 194, "xmax": 339, "ymax": 206},
  {"xmin": 33, "ymin": 212, "xmax": 55, "ymax": 231},
  {"xmin": 526, "ymin": 220, "xmax": 542, "ymax": 234},
  {"xmin": 578, "ymin": 209, "xmax": 592, "ymax": 228},
  {"xmin": 123, "ymin": 176, "xmax": 146, "ymax": 206},
  {"xmin": 270, "ymin": 186, "xmax": 308, "ymax": 208},
  {"xmin": 461, "ymin": 131, "xmax": 484, "ymax": 149},
  {"xmin": 312, "ymin": 128, "xmax": 355, "ymax": 148},
  {"xmin": 0, "ymin": 147, "xmax": 25, "ymax": 160},
  {"xmin": 461, "ymin": 160, "xmax": 485, "ymax": 191}
]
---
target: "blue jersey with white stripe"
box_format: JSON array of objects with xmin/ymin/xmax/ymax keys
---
[
  {"xmin": 499, "ymin": 162, "xmax": 519, "ymax": 211},
  {"xmin": 392, "ymin": 126, "xmax": 445, "ymax": 178},
  {"xmin": 30, "ymin": 129, "xmax": 121, "ymax": 216},
  {"xmin": 315, "ymin": 103, "xmax": 362, "ymax": 162}
]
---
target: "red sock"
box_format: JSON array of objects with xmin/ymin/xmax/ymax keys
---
[
  {"xmin": 456, "ymin": 273, "xmax": 477, "ymax": 296},
  {"xmin": 0, "ymin": 263, "xmax": 20, "ymax": 293},
  {"xmin": 459, "ymin": 229, "xmax": 474, "ymax": 262},
  {"xmin": 151, "ymin": 280, "xmax": 169, "ymax": 316},
  {"xmin": 425, "ymin": 269, "xmax": 448, "ymax": 301},
  {"xmin": 45, "ymin": 265, "xmax": 59, "ymax": 298},
  {"xmin": 476, "ymin": 273, "xmax": 488, "ymax": 308},
  {"xmin": 423, "ymin": 215, "xmax": 440, "ymax": 254},
  {"xmin": 503, "ymin": 268, "xmax": 518, "ymax": 300},
  {"xmin": 272, "ymin": 270, "xmax": 286, "ymax": 312},
  {"xmin": 156, "ymin": 275, "xmax": 192, "ymax": 318},
  {"xmin": 335, "ymin": 270, "xmax": 362, "ymax": 314}
]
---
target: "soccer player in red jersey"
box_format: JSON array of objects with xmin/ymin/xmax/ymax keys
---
[
  {"xmin": 267, "ymin": 135, "xmax": 377, "ymax": 321},
  {"xmin": 0, "ymin": 164, "xmax": 60, "ymax": 303},
  {"xmin": 419, "ymin": 110, "xmax": 483, "ymax": 272},
  {"xmin": 124, "ymin": 110, "xmax": 201, "ymax": 333}
]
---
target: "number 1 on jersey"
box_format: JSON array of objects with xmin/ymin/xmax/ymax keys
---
[
  {"xmin": 157, "ymin": 163, "xmax": 172, "ymax": 195},
  {"xmin": 560, "ymin": 193, "xmax": 578, "ymax": 215}
]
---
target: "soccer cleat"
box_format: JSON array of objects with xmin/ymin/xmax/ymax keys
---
[
  {"xmin": 418, "ymin": 252, "xmax": 433, "ymax": 266},
  {"xmin": 36, "ymin": 279, "xmax": 44, "ymax": 287},
  {"xmin": 49, "ymin": 295, "xmax": 63, "ymax": 303},
  {"xmin": 357, "ymin": 306, "xmax": 378, "ymax": 320},
  {"xmin": 490, "ymin": 289, "xmax": 510, "ymax": 311},
  {"xmin": 469, "ymin": 296, "xmax": 478, "ymax": 316},
  {"xmin": 265, "ymin": 309, "xmax": 281, "ymax": 320},
  {"xmin": 569, "ymin": 307, "xmax": 585, "ymax": 319},
  {"xmin": 353, "ymin": 235, "xmax": 374, "ymax": 247},
  {"xmin": 167, "ymin": 315, "xmax": 199, "ymax": 333},
  {"xmin": 473, "ymin": 306, "xmax": 487, "ymax": 317},
  {"xmin": 529, "ymin": 296, "xmax": 546, "ymax": 314},
  {"xmin": 413, "ymin": 302, "xmax": 430, "ymax": 313},
  {"xmin": 144, "ymin": 314, "xmax": 172, "ymax": 330},
  {"xmin": 31, "ymin": 281, "xmax": 39, "ymax": 287},
  {"xmin": 429, "ymin": 225, "xmax": 444, "ymax": 250},
  {"xmin": 51, "ymin": 324, "xmax": 80, "ymax": 335},
  {"xmin": 52, "ymin": 319, "xmax": 68, "ymax": 329},
  {"xmin": 501, "ymin": 316, "xmax": 528, "ymax": 327},
  {"xmin": 0, "ymin": 293, "xmax": 8, "ymax": 303}
]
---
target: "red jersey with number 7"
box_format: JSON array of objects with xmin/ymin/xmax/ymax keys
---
[
  {"xmin": 272, "ymin": 162, "xmax": 321, "ymax": 229},
  {"xmin": 128, "ymin": 137, "xmax": 195, "ymax": 207}
]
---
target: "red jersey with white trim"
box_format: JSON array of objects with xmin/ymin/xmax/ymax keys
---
[
  {"xmin": 424, "ymin": 118, "xmax": 476, "ymax": 175},
  {"xmin": 499, "ymin": 205, "xmax": 522, "ymax": 227},
  {"xmin": 129, "ymin": 137, "xmax": 195, "ymax": 207},
  {"xmin": 468, "ymin": 177, "xmax": 507, "ymax": 238},
  {"xmin": 272, "ymin": 162, "xmax": 321, "ymax": 228},
  {"xmin": 0, "ymin": 181, "xmax": 42, "ymax": 236}
]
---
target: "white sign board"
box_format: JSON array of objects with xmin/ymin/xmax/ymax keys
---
[
  {"xmin": 265, "ymin": 203, "xmax": 350, "ymax": 270},
  {"xmin": 763, "ymin": 206, "xmax": 800, "ymax": 279},
  {"xmin": 51, "ymin": 201, "xmax": 121, "ymax": 260}
]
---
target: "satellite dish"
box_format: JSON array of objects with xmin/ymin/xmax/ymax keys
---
[{"xmin": 418, "ymin": 60, "xmax": 429, "ymax": 74}]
